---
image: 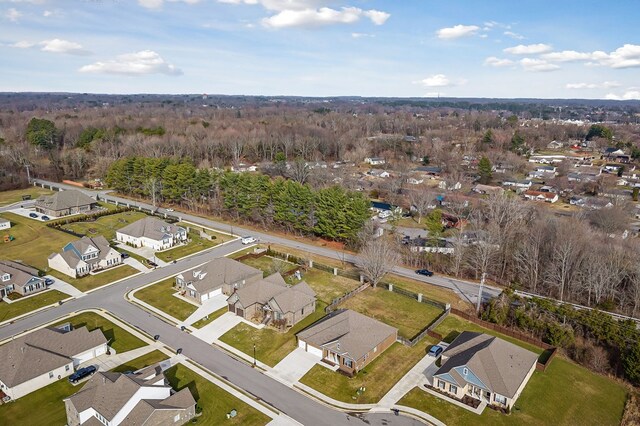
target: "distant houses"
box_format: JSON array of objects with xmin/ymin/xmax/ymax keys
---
[
  {"xmin": 0, "ymin": 260, "xmax": 46, "ymax": 298},
  {"xmin": 364, "ymin": 157, "xmax": 386, "ymax": 166}
]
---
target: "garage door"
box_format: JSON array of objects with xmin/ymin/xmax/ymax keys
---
[
  {"xmin": 73, "ymin": 350, "xmax": 95, "ymax": 366},
  {"xmin": 201, "ymin": 293, "xmax": 209, "ymax": 301},
  {"xmin": 94, "ymin": 345, "xmax": 107, "ymax": 357},
  {"xmin": 302, "ymin": 341, "xmax": 323, "ymax": 358},
  {"xmin": 207, "ymin": 288, "xmax": 222, "ymax": 298},
  {"xmin": 236, "ymin": 307, "xmax": 244, "ymax": 317}
]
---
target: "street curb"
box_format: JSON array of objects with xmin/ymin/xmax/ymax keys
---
[
  {"xmin": 292, "ymin": 383, "xmax": 375, "ymax": 412},
  {"xmin": 0, "ymin": 293, "xmax": 74, "ymax": 328}
]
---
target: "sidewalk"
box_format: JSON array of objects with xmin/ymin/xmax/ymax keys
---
[
  {"xmin": 374, "ymin": 352, "xmax": 436, "ymax": 410},
  {"xmin": 47, "ymin": 275, "xmax": 85, "ymax": 298},
  {"xmin": 294, "ymin": 382, "xmax": 376, "ymax": 411}
]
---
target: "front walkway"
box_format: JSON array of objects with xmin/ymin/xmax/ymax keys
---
[
  {"xmin": 123, "ymin": 257, "xmax": 148, "ymax": 273},
  {"xmin": 47, "ymin": 275, "xmax": 85, "ymax": 298},
  {"xmin": 268, "ymin": 347, "xmax": 320, "ymax": 386},
  {"xmin": 179, "ymin": 293, "xmax": 228, "ymax": 327}
]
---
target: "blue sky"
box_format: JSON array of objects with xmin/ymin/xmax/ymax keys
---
[{"xmin": 1, "ymin": 0, "xmax": 639, "ymax": 99}]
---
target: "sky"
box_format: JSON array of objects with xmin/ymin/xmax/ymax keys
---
[{"xmin": 1, "ymin": 0, "xmax": 639, "ymax": 99}]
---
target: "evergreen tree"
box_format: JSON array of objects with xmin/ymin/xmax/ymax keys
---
[
  {"xmin": 26, "ymin": 117, "xmax": 58, "ymax": 149},
  {"xmin": 481, "ymin": 129, "xmax": 494, "ymax": 144},
  {"xmin": 478, "ymin": 156, "xmax": 493, "ymax": 184}
]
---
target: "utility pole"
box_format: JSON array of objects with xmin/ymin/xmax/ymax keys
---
[
  {"xmin": 25, "ymin": 164, "xmax": 31, "ymax": 184},
  {"xmin": 476, "ymin": 273, "xmax": 486, "ymax": 314}
]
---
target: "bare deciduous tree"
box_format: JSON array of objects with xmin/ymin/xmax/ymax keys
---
[
  {"xmin": 356, "ymin": 238, "xmax": 401, "ymax": 288},
  {"xmin": 408, "ymin": 190, "xmax": 435, "ymax": 224}
]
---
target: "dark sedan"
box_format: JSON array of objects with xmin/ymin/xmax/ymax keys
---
[{"xmin": 415, "ymin": 269, "xmax": 434, "ymax": 277}]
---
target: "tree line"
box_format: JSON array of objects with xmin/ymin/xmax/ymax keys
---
[{"xmin": 105, "ymin": 156, "xmax": 370, "ymax": 242}]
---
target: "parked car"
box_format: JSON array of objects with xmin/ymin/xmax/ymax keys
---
[
  {"xmin": 166, "ymin": 208, "xmax": 174, "ymax": 212},
  {"xmin": 428, "ymin": 345, "xmax": 444, "ymax": 357},
  {"xmin": 147, "ymin": 260, "xmax": 158, "ymax": 268},
  {"xmin": 415, "ymin": 269, "xmax": 434, "ymax": 277},
  {"xmin": 41, "ymin": 215, "xmax": 50, "ymax": 221},
  {"xmin": 120, "ymin": 252, "xmax": 130, "ymax": 259},
  {"xmin": 29, "ymin": 212, "xmax": 38, "ymax": 218},
  {"xmin": 241, "ymin": 236, "xmax": 257, "ymax": 245},
  {"xmin": 68, "ymin": 365, "xmax": 97, "ymax": 384},
  {"xmin": 44, "ymin": 278, "xmax": 55, "ymax": 286}
]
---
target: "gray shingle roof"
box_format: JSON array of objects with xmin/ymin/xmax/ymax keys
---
[
  {"xmin": 434, "ymin": 331, "xmax": 539, "ymax": 398},
  {"xmin": 232, "ymin": 273, "xmax": 316, "ymax": 314},
  {"xmin": 0, "ymin": 326, "xmax": 107, "ymax": 387},
  {"xmin": 179, "ymin": 257, "xmax": 262, "ymax": 294},
  {"xmin": 117, "ymin": 217, "xmax": 184, "ymax": 241},
  {"xmin": 297, "ymin": 309, "xmax": 397, "ymax": 361},
  {"xmin": 0, "ymin": 260, "xmax": 43, "ymax": 291},
  {"xmin": 35, "ymin": 190, "xmax": 95, "ymax": 212}
]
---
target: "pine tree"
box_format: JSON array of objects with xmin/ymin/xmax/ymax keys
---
[{"xmin": 478, "ymin": 156, "xmax": 493, "ymax": 184}]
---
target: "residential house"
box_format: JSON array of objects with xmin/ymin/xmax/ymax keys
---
[
  {"xmin": 413, "ymin": 166, "xmax": 442, "ymax": 179},
  {"xmin": 438, "ymin": 181, "xmax": 462, "ymax": 191},
  {"xmin": 364, "ymin": 157, "xmax": 386, "ymax": 166},
  {"xmin": 48, "ymin": 236, "xmax": 122, "ymax": 278},
  {"xmin": 603, "ymin": 147, "xmax": 625, "ymax": 159},
  {"xmin": 0, "ymin": 260, "xmax": 46, "ymax": 298},
  {"xmin": 64, "ymin": 367, "xmax": 196, "ymax": 426},
  {"xmin": 547, "ymin": 140, "xmax": 564, "ymax": 149},
  {"xmin": 370, "ymin": 201, "xmax": 402, "ymax": 216},
  {"xmin": 175, "ymin": 257, "xmax": 262, "ymax": 303},
  {"xmin": 432, "ymin": 331, "xmax": 538, "ymax": 410},
  {"xmin": 501, "ymin": 179, "xmax": 532, "ymax": 190},
  {"xmin": 0, "ymin": 326, "xmax": 107, "ymax": 400},
  {"xmin": 408, "ymin": 237, "xmax": 455, "ymax": 254},
  {"xmin": 0, "ymin": 217, "xmax": 10, "ymax": 230},
  {"xmin": 116, "ymin": 217, "xmax": 187, "ymax": 251},
  {"xmin": 406, "ymin": 176, "xmax": 425, "ymax": 185},
  {"xmin": 603, "ymin": 164, "xmax": 623, "ymax": 174},
  {"xmin": 34, "ymin": 190, "xmax": 97, "ymax": 218},
  {"xmin": 231, "ymin": 163, "xmax": 258, "ymax": 172},
  {"xmin": 528, "ymin": 155, "xmax": 565, "ymax": 164},
  {"xmin": 523, "ymin": 190, "xmax": 559, "ymax": 203},
  {"xmin": 368, "ymin": 169, "xmax": 390, "ymax": 178},
  {"xmin": 227, "ymin": 273, "xmax": 316, "ymax": 328},
  {"xmin": 535, "ymin": 165, "xmax": 557, "ymax": 175},
  {"xmin": 297, "ymin": 309, "xmax": 397, "ymax": 376},
  {"xmin": 492, "ymin": 163, "xmax": 516, "ymax": 174}
]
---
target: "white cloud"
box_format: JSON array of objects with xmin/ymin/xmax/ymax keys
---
[
  {"xmin": 418, "ymin": 74, "xmax": 451, "ymax": 87},
  {"xmin": 40, "ymin": 39, "xmax": 91, "ymax": 55},
  {"xmin": 351, "ymin": 32, "xmax": 374, "ymax": 38},
  {"xmin": 43, "ymin": 10, "xmax": 52, "ymax": 16},
  {"xmin": 12, "ymin": 40, "xmax": 34, "ymax": 48},
  {"xmin": 598, "ymin": 44, "xmax": 640, "ymax": 69},
  {"xmin": 504, "ymin": 43, "xmax": 552, "ymax": 55},
  {"xmin": 219, "ymin": 0, "xmax": 325, "ymax": 11},
  {"xmin": 566, "ymin": 81, "xmax": 620, "ymax": 89},
  {"xmin": 79, "ymin": 50, "xmax": 182, "ymax": 76},
  {"xmin": 541, "ymin": 50, "xmax": 593, "ymax": 62},
  {"xmin": 504, "ymin": 31, "xmax": 524, "ymax": 40},
  {"xmin": 138, "ymin": 0, "xmax": 201, "ymax": 9},
  {"xmin": 605, "ymin": 90, "xmax": 640, "ymax": 100},
  {"xmin": 484, "ymin": 56, "xmax": 514, "ymax": 67},
  {"xmin": 520, "ymin": 58, "xmax": 560, "ymax": 72},
  {"xmin": 262, "ymin": 7, "xmax": 388, "ymax": 28},
  {"xmin": 436, "ymin": 24, "xmax": 480, "ymax": 39},
  {"xmin": 5, "ymin": 7, "xmax": 22, "ymax": 21}
]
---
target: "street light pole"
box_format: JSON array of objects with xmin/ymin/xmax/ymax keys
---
[{"xmin": 253, "ymin": 344, "xmax": 256, "ymax": 367}]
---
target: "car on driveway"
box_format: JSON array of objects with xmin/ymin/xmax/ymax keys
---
[
  {"xmin": 68, "ymin": 365, "xmax": 97, "ymax": 384},
  {"xmin": 44, "ymin": 278, "xmax": 55, "ymax": 286},
  {"xmin": 41, "ymin": 215, "xmax": 50, "ymax": 221},
  {"xmin": 428, "ymin": 345, "xmax": 444, "ymax": 357},
  {"xmin": 120, "ymin": 252, "xmax": 130, "ymax": 259},
  {"xmin": 241, "ymin": 236, "xmax": 257, "ymax": 245},
  {"xmin": 29, "ymin": 212, "xmax": 38, "ymax": 218},
  {"xmin": 415, "ymin": 269, "xmax": 434, "ymax": 277}
]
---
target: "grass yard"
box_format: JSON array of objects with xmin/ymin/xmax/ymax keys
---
[
  {"xmin": 339, "ymin": 287, "xmax": 444, "ymax": 339},
  {"xmin": 0, "ymin": 376, "xmax": 76, "ymax": 425},
  {"xmin": 383, "ymin": 274, "xmax": 473, "ymax": 312},
  {"xmin": 134, "ymin": 277, "xmax": 197, "ymax": 321},
  {"xmin": 49, "ymin": 264, "xmax": 139, "ymax": 293},
  {"xmin": 0, "ymin": 187, "xmax": 54, "ymax": 206},
  {"xmin": 54, "ymin": 311, "xmax": 146, "ymax": 353},
  {"xmin": 0, "ymin": 290, "xmax": 67, "ymax": 323},
  {"xmin": 155, "ymin": 229, "xmax": 221, "ymax": 262},
  {"xmin": 301, "ymin": 268, "xmax": 360, "ymax": 305},
  {"xmin": 192, "ymin": 307, "xmax": 227, "ymax": 329},
  {"xmin": 398, "ymin": 357, "xmax": 627, "ymax": 426},
  {"xmin": 432, "ymin": 314, "xmax": 543, "ymax": 355},
  {"xmin": 300, "ymin": 338, "xmax": 435, "ymax": 404},
  {"xmin": 111, "ymin": 350, "xmax": 170, "ymax": 373},
  {"xmin": 165, "ymin": 363, "xmax": 270, "ymax": 426},
  {"xmin": 64, "ymin": 210, "xmax": 148, "ymax": 240},
  {"xmin": 219, "ymin": 302, "xmax": 327, "ymax": 367},
  {"xmin": 240, "ymin": 255, "xmax": 298, "ymax": 277}
]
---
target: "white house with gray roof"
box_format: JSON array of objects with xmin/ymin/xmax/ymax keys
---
[
  {"xmin": 0, "ymin": 260, "xmax": 46, "ymax": 298},
  {"xmin": 432, "ymin": 331, "xmax": 538, "ymax": 409},
  {"xmin": 116, "ymin": 217, "xmax": 187, "ymax": 251},
  {"xmin": 0, "ymin": 326, "xmax": 107, "ymax": 400},
  {"xmin": 0, "ymin": 217, "xmax": 10, "ymax": 230},
  {"xmin": 48, "ymin": 236, "xmax": 122, "ymax": 278}
]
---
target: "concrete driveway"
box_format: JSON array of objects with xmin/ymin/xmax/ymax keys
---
[
  {"xmin": 181, "ymin": 293, "xmax": 228, "ymax": 327},
  {"xmin": 191, "ymin": 312, "xmax": 244, "ymax": 343},
  {"xmin": 47, "ymin": 275, "xmax": 85, "ymax": 298},
  {"xmin": 269, "ymin": 347, "xmax": 320, "ymax": 385}
]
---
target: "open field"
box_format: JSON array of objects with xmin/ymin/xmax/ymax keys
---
[
  {"xmin": 0, "ymin": 290, "xmax": 67, "ymax": 323},
  {"xmin": 54, "ymin": 311, "xmax": 146, "ymax": 353},
  {"xmin": 398, "ymin": 357, "xmax": 627, "ymax": 426},
  {"xmin": 134, "ymin": 277, "xmax": 197, "ymax": 321},
  {"xmin": 339, "ymin": 287, "xmax": 444, "ymax": 339},
  {"xmin": 300, "ymin": 338, "xmax": 435, "ymax": 404},
  {"xmin": 0, "ymin": 187, "xmax": 54, "ymax": 206},
  {"xmin": 165, "ymin": 363, "xmax": 270, "ymax": 426},
  {"xmin": 64, "ymin": 210, "xmax": 148, "ymax": 240},
  {"xmin": 219, "ymin": 302, "xmax": 327, "ymax": 367}
]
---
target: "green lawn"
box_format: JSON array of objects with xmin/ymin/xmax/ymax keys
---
[
  {"xmin": 0, "ymin": 376, "xmax": 76, "ymax": 425},
  {"xmin": 134, "ymin": 277, "xmax": 198, "ymax": 321},
  {"xmin": 0, "ymin": 187, "xmax": 54, "ymax": 206},
  {"xmin": 398, "ymin": 357, "xmax": 627, "ymax": 426},
  {"xmin": 192, "ymin": 307, "xmax": 228, "ymax": 329},
  {"xmin": 0, "ymin": 290, "xmax": 67, "ymax": 323},
  {"xmin": 301, "ymin": 268, "xmax": 361, "ymax": 305},
  {"xmin": 383, "ymin": 274, "xmax": 472, "ymax": 312},
  {"xmin": 219, "ymin": 302, "xmax": 327, "ymax": 367},
  {"xmin": 64, "ymin": 210, "xmax": 148, "ymax": 240},
  {"xmin": 111, "ymin": 350, "xmax": 170, "ymax": 373},
  {"xmin": 240, "ymin": 255, "xmax": 297, "ymax": 277},
  {"xmin": 49, "ymin": 264, "xmax": 139, "ymax": 293},
  {"xmin": 165, "ymin": 363, "xmax": 270, "ymax": 426},
  {"xmin": 155, "ymin": 228, "xmax": 223, "ymax": 262},
  {"xmin": 299, "ymin": 338, "xmax": 435, "ymax": 404},
  {"xmin": 339, "ymin": 287, "xmax": 444, "ymax": 339},
  {"xmin": 54, "ymin": 311, "xmax": 146, "ymax": 353}
]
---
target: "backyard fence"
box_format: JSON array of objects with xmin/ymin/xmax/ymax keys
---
[
  {"xmin": 325, "ymin": 282, "xmax": 370, "ymax": 313},
  {"xmin": 397, "ymin": 307, "xmax": 451, "ymax": 347}
]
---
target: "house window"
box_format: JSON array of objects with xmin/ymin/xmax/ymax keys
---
[
  {"xmin": 438, "ymin": 380, "xmax": 446, "ymax": 390},
  {"xmin": 1, "ymin": 274, "xmax": 9, "ymax": 282},
  {"xmin": 49, "ymin": 371, "xmax": 54, "ymax": 379},
  {"xmin": 494, "ymin": 394, "xmax": 507, "ymax": 405},
  {"xmin": 344, "ymin": 359, "xmax": 353, "ymax": 368},
  {"xmin": 462, "ymin": 367, "xmax": 468, "ymax": 376},
  {"xmin": 65, "ymin": 365, "xmax": 70, "ymax": 372},
  {"xmin": 449, "ymin": 384, "xmax": 458, "ymax": 394}
]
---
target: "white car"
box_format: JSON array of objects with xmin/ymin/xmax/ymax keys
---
[
  {"xmin": 241, "ymin": 236, "xmax": 257, "ymax": 245},
  {"xmin": 166, "ymin": 208, "xmax": 174, "ymax": 212}
]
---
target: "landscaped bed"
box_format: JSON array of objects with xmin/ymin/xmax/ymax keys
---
[
  {"xmin": 338, "ymin": 287, "xmax": 444, "ymax": 339},
  {"xmin": 111, "ymin": 350, "xmax": 170, "ymax": 373},
  {"xmin": 0, "ymin": 290, "xmax": 67, "ymax": 323},
  {"xmin": 299, "ymin": 338, "xmax": 435, "ymax": 404},
  {"xmin": 134, "ymin": 277, "xmax": 198, "ymax": 321},
  {"xmin": 219, "ymin": 302, "xmax": 327, "ymax": 367},
  {"xmin": 54, "ymin": 311, "xmax": 147, "ymax": 353},
  {"xmin": 49, "ymin": 264, "xmax": 139, "ymax": 293},
  {"xmin": 164, "ymin": 363, "xmax": 270, "ymax": 426},
  {"xmin": 398, "ymin": 356, "xmax": 627, "ymax": 426}
]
